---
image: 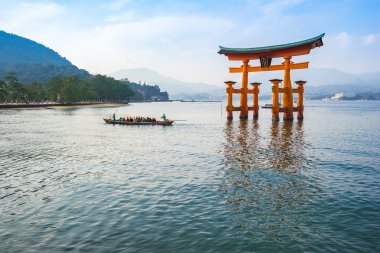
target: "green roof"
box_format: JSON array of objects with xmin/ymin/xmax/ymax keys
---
[{"xmin": 218, "ymin": 33, "xmax": 324, "ymax": 55}]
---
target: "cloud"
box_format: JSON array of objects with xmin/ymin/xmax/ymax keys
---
[
  {"xmin": 0, "ymin": 1, "xmax": 379, "ymax": 84},
  {"xmin": 0, "ymin": 1, "xmax": 70, "ymax": 45},
  {"xmin": 361, "ymin": 34, "xmax": 378, "ymax": 45},
  {"xmin": 0, "ymin": 1, "xmax": 65, "ymax": 28},
  {"xmin": 243, "ymin": 0, "xmax": 304, "ymax": 14},
  {"xmin": 261, "ymin": 0, "xmax": 304, "ymax": 14},
  {"xmin": 309, "ymin": 32, "xmax": 380, "ymax": 75},
  {"xmin": 105, "ymin": 11, "xmax": 137, "ymax": 23},
  {"xmin": 327, "ymin": 32, "xmax": 352, "ymax": 48},
  {"xmin": 0, "ymin": 0, "xmax": 236, "ymax": 83},
  {"xmin": 79, "ymin": 14, "xmax": 235, "ymax": 82},
  {"xmin": 106, "ymin": 0, "xmax": 133, "ymax": 11}
]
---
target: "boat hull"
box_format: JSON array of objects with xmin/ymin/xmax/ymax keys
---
[
  {"xmin": 260, "ymin": 106, "xmax": 298, "ymax": 112},
  {"xmin": 103, "ymin": 118, "xmax": 173, "ymax": 126}
]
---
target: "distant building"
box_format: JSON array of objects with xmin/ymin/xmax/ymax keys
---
[
  {"xmin": 331, "ymin": 92, "xmax": 344, "ymax": 100},
  {"xmin": 331, "ymin": 92, "xmax": 355, "ymax": 100}
]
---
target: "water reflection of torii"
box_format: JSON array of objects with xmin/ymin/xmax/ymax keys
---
[
  {"xmin": 224, "ymin": 120, "xmax": 261, "ymax": 169},
  {"xmin": 223, "ymin": 120, "xmax": 306, "ymax": 172},
  {"xmin": 221, "ymin": 121, "xmax": 321, "ymax": 241},
  {"xmin": 268, "ymin": 120, "xmax": 306, "ymax": 173}
]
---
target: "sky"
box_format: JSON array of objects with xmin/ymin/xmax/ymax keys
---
[{"xmin": 0, "ymin": 0, "xmax": 379, "ymax": 85}]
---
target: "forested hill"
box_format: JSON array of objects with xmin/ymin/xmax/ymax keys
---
[{"xmin": 0, "ymin": 30, "xmax": 90, "ymax": 83}]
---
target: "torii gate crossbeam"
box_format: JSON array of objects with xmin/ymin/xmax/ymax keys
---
[{"xmin": 218, "ymin": 33, "xmax": 324, "ymax": 121}]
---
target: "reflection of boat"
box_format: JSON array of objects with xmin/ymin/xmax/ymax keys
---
[{"xmin": 103, "ymin": 118, "xmax": 174, "ymax": 126}]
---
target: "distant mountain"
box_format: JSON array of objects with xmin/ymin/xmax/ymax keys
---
[
  {"xmin": 234, "ymin": 68, "xmax": 379, "ymax": 95},
  {"xmin": 0, "ymin": 30, "xmax": 90, "ymax": 83},
  {"xmin": 249, "ymin": 68, "xmax": 379, "ymax": 87},
  {"xmin": 110, "ymin": 67, "xmax": 380, "ymax": 99},
  {"xmin": 110, "ymin": 68, "xmax": 219, "ymax": 95}
]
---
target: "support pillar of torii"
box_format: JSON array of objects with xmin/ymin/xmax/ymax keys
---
[{"xmin": 218, "ymin": 33, "xmax": 324, "ymax": 120}]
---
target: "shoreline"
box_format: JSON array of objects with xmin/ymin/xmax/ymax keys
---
[
  {"xmin": 0, "ymin": 102, "xmax": 129, "ymax": 110},
  {"xmin": 0, "ymin": 100, "xmax": 226, "ymax": 110}
]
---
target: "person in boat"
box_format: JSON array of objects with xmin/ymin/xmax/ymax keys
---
[
  {"xmin": 161, "ymin": 114, "xmax": 167, "ymax": 121},
  {"xmin": 112, "ymin": 113, "xmax": 116, "ymax": 121}
]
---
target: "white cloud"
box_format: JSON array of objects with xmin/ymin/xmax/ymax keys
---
[
  {"xmin": 260, "ymin": 0, "xmax": 304, "ymax": 14},
  {"xmin": 361, "ymin": 34, "xmax": 378, "ymax": 45},
  {"xmin": 106, "ymin": 0, "xmax": 133, "ymax": 11},
  {"xmin": 308, "ymin": 32, "xmax": 380, "ymax": 74},
  {"xmin": 243, "ymin": 0, "xmax": 304, "ymax": 14},
  {"xmin": 77, "ymin": 14, "xmax": 234, "ymax": 83},
  {"xmin": 327, "ymin": 32, "xmax": 352, "ymax": 48},
  {"xmin": 0, "ymin": 1, "xmax": 69, "ymax": 44},
  {"xmin": 0, "ymin": 1, "xmax": 65, "ymax": 27},
  {"xmin": 105, "ymin": 11, "xmax": 136, "ymax": 23}
]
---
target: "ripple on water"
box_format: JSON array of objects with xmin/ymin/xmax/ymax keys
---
[{"xmin": 1, "ymin": 102, "xmax": 380, "ymax": 252}]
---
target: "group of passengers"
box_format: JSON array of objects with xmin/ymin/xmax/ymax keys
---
[{"xmin": 117, "ymin": 116, "xmax": 157, "ymax": 122}]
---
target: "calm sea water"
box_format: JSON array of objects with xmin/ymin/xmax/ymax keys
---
[{"xmin": 1, "ymin": 100, "xmax": 379, "ymax": 253}]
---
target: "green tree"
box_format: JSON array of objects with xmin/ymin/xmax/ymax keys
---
[
  {"xmin": 88, "ymin": 75, "xmax": 134, "ymax": 101},
  {"xmin": 3, "ymin": 72, "xmax": 19, "ymax": 85},
  {"xmin": 4, "ymin": 72, "xmax": 26, "ymax": 103},
  {"xmin": 88, "ymin": 75, "xmax": 109, "ymax": 100},
  {"xmin": 1, "ymin": 73, "xmax": 135, "ymax": 104},
  {"xmin": 25, "ymin": 82, "xmax": 47, "ymax": 102},
  {"xmin": 60, "ymin": 76, "xmax": 80, "ymax": 103},
  {"xmin": 47, "ymin": 76, "xmax": 64, "ymax": 101},
  {"xmin": 0, "ymin": 80, "xmax": 8, "ymax": 102},
  {"xmin": 79, "ymin": 81, "xmax": 96, "ymax": 101}
]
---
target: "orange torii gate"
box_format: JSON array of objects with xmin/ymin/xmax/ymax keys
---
[{"xmin": 218, "ymin": 34, "xmax": 324, "ymax": 120}]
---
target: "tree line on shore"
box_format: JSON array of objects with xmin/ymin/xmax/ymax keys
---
[
  {"xmin": 0, "ymin": 72, "xmax": 170, "ymax": 104},
  {"xmin": 0, "ymin": 72, "xmax": 136, "ymax": 104}
]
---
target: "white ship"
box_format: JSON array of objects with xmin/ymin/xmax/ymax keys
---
[{"xmin": 331, "ymin": 92, "xmax": 344, "ymax": 100}]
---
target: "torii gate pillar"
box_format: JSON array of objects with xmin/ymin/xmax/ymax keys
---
[
  {"xmin": 240, "ymin": 60, "xmax": 249, "ymax": 119},
  {"xmin": 225, "ymin": 81, "xmax": 236, "ymax": 120},
  {"xmin": 270, "ymin": 79, "xmax": 282, "ymax": 121},
  {"xmin": 282, "ymin": 56, "xmax": 294, "ymax": 121},
  {"xmin": 251, "ymin": 82, "xmax": 261, "ymax": 119},
  {"xmin": 218, "ymin": 33, "xmax": 324, "ymax": 121},
  {"xmin": 295, "ymin": 80, "xmax": 306, "ymax": 120}
]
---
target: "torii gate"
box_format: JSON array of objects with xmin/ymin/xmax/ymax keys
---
[{"xmin": 218, "ymin": 34, "xmax": 324, "ymax": 120}]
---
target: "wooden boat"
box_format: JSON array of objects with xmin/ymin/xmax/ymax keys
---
[
  {"xmin": 261, "ymin": 103, "xmax": 299, "ymax": 112},
  {"xmin": 103, "ymin": 118, "xmax": 174, "ymax": 126},
  {"xmin": 262, "ymin": 103, "xmax": 285, "ymax": 109},
  {"xmin": 261, "ymin": 104, "xmax": 274, "ymax": 109}
]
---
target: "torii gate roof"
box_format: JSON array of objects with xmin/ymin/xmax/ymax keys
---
[{"xmin": 218, "ymin": 33, "xmax": 324, "ymax": 60}]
